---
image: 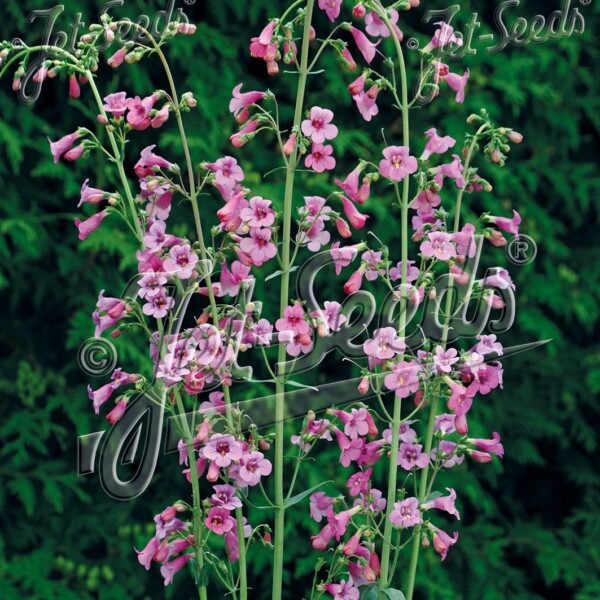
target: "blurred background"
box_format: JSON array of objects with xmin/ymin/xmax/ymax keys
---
[{"xmin": 0, "ymin": 0, "xmax": 599, "ymax": 598}]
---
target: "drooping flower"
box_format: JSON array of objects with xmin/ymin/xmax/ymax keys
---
[
  {"xmin": 483, "ymin": 267, "xmax": 515, "ymax": 291},
  {"xmin": 301, "ymin": 107, "xmax": 339, "ymax": 143},
  {"xmin": 125, "ymin": 94, "xmax": 158, "ymax": 130},
  {"xmin": 350, "ymin": 27, "xmax": 380, "ymax": 64},
  {"xmin": 485, "ymin": 210, "xmax": 521, "ymax": 235},
  {"xmin": 318, "ymin": 0, "xmax": 343, "ymax": 22},
  {"xmin": 249, "ymin": 21, "xmax": 277, "ymax": 59},
  {"xmin": 421, "ymin": 488, "xmax": 461, "ymax": 520},
  {"xmin": 446, "ymin": 68, "xmax": 470, "ymax": 103},
  {"xmin": 310, "ymin": 492, "xmax": 336, "ymax": 523},
  {"xmin": 364, "ymin": 9, "xmax": 400, "ymax": 38},
  {"xmin": 229, "ymin": 83, "xmax": 266, "ymax": 120},
  {"xmin": 379, "ymin": 146, "xmax": 418, "ymax": 181},
  {"xmin": 78, "ymin": 179, "xmax": 108, "ymax": 207},
  {"xmin": 48, "ymin": 131, "xmax": 80, "ymax": 163},
  {"xmin": 353, "ymin": 91, "xmax": 379, "ymax": 121},
  {"xmin": 74, "ymin": 210, "xmax": 109, "ymax": 241},
  {"xmin": 468, "ymin": 432, "xmax": 504, "ymax": 458},
  {"xmin": 421, "ymin": 128, "xmax": 456, "ymax": 160},
  {"xmin": 429, "ymin": 524, "xmax": 459, "ymax": 561},
  {"xmin": 390, "ymin": 497, "xmax": 423, "ymax": 527},
  {"xmin": 330, "ymin": 242, "xmax": 358, "ymax": 275}
]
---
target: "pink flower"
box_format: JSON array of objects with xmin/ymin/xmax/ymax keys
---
[
  {"xmin": 103, "ymin": 91, "xmax": 128, "ymax": 117},
  {"xmin": 239, "ymin": 227, "xmax": 277, "ymax": 265},
  {"xmin": 421, "ymin": 488, "xmax": 461, "ymax": 520},
  {"xmin": 205, "ymin": 507, "xmax": 236, "ymax": 535},
  {"xmin": 336, "ymin": 166, "xmax": 370, "ymax": 204},
  {"xmin": 230, "ymin": 120, "xmax": 259, "ymax": 148},
  {"xmin": 384, "ymin": 361, "xmax": 420, "ymax": 398},
  {"xmin": 250, "ymin": 21, "xmax": 277, "ymax": 59},
  {"xmin": 421, "ymin": 128, "xmax": 456, "ymax": 160},
  {"xmin": 301, "ymin": 106, "xmax": 338, "ymax": 143},
  {"xmin": 142, "ymin": 289, "xmax": 174, "ymax": 318},
  {"xmin": 310, "ymin": 492, "xmax": 336, "ymax": 523},
  {"xmin": 453, "ymin": 223, "xmax": 476, "ymax": 258},
  {"xmin": 107, "ymin": 47, "xmax": 127, "ymax": 68},
  {"xmin": 365, "ymin": 10, "xmax": 399, "ymax": 38},
  {"xmin": 210, "ymin": 484, "xmax": 243, "ymax": 510},
  {"xmin": 305, "ymin": 143, "xmax": 336, "ymax": 173},
  {"xmin": 420, "ymin": 232, "xmax": 456, "ymax": 261},
  {"xmin": 318, "ymin": 0, "xmax": 343, "ymax": 22},
  {"xmin": 390, "ymin": 497, "xmax": 423, "ymax": 527},
  {"xmin": 218, "ymin": 260, "xmax": 252, "ymax": 297},
  {"xmin": 322, "ymin": 577, "xmax": 360, "ymax": 600},
  {"xmin": 446, "ymin": 68, "xmax": 470, "ymax": 103},
  {"xmin": 431, "ymin": 154, "xmax": 466, "ymax": 188},
  {"xmin": 483, "ymin": 267, "xmax": 515, "ymax": 291},
  {"xmin": 398, "ymin": 442, "xmax": 429, "ymax": 470},
  {"xmin": 213, "ymin": 156, "xmax": 244, "ymax": 188},
  {"xmin": 202, "ymin": 434, "xmax": 243, "ymax": 468},
  {"xmin": 78, "ymin": 179, "xmax": 108, "ymax": 207},
  {"xmin": 485, "ymin": 210, "xmax": 521, "ymax": 234},
  {"xmin": 363, "ymin": 327, "xmax": 406, "ymax": 361},
  {"xmin": 330, "ymin": 242, "xmax": 358, "ymax": 275},
  {"xmin": 151, "ymin": 105, "xmax": 170, "ymax": 128},
  {"xmin": 106, "ymin": 399, "xmax": 127, "ymax": 425},
  {"xmin": 48, "ymin": 131, "xmax": 80, "ymax": 163},
  {"xmin": 160, "ymin": 554, "xmax": 192, "ymax": 586},
  {"xmin": 229, "ymin": 83, "xmax": 265, "ymax": 120},
  {"xmin": 238, "ymin": 451, "xmax": 272, "ymax": 486},
  {"xmin": 135, "ymin": 145, "xmax": 173, "ymax": 178},
  {"xmin": 240, "ymin": 196, "xmax": 275, "ymax": 227},
  {"xmin": 74, "ymin": 210, "xmax": 109, "ymax": 241},
  {"xmin": 335, "ymin": 429, "xmax": 365, "ymax": 467},
  {"xmin": 433, "ymin": 346, "xmax": 459, "ymax": 373},
  {"xmin": 468, "ymin": 432, "xmax": 504, "ymax": 458},
  {"xmin": 87, "ymin": 383, "xmax": 114, "ymax": 414},
  {"xmin": 350, "ymin": 27, "xmax": 380, "ymax": 64},
  {"xmin": 125, "ymin": 95, "xmax": 157, "ymax": 130},
  {"xmin": 429, "ymin": 524, "xmax": 459, "ymax": 561},
  {"xmin": 346, "ymin": 468, "xmax": 372, "ymax": 497},
  {"xmin": 163, "ymin": 244, "xmax": 198, "ymax": 279},
  {"xmin": 354, "ymin": 91, "xmax": 379, "ymax": 121},
  {"xmin": 425, "ymin": 22, "xmax": 463, "ymax": 51},
  {"xmin": 135, "ymin": 536, "xmax": 160, "ymax": 570},
  {"xmin": 348, "ymin": 73, "xmax": 366, "ymax": 96},
  {"xmin": 344, "ymin": 266, "xmax": 366, "ymax": 295},
  {"xmin": 379, "ymin": 146, "xmax": 418, "ymax": 181},
  {"xmin": 341, "ymin": 196, "xmax": 368, "ymax": 229}
]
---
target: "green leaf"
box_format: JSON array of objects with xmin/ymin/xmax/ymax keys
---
[{"xmin": 284, "ymin": 481, "xmax": 332, "ymax": 509}]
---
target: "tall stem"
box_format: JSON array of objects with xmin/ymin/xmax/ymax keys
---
[
  {"xmin": 272, "ymin": 2, "xmax": 315, "ymax": 599},
  {"xmin": 86, "ymin": 73, "xmax": 143, "ymax": 243},
  {"xmin": 377, "ymin": 5, "xmax": 410, "ymax": 594},
  {"xmin": 404, "ymin": 125, "xmax": 489, "ymax": 600}
]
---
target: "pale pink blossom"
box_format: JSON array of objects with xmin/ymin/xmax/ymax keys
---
[{"xmin": 301, "ymin": 106, "xmax": 338, "ymax": 143}]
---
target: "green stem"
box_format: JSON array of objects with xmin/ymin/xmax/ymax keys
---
[
  {"xmin": 85, "ymin": 72, "xmax": 144, "ymax": 243},
  {"xmin": 404, "ymin": 124, "xmax": 490, "ymax": 600},
  {"xmin": 272, "ymin": 2, "xmax": 315, "ymax": 600},
  {"xmin": 377, "ymin": 2, "xmax": 410, "ymax": 593}
]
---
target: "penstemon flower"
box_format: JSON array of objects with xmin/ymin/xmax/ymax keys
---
[{"xmin": 0, "ymin": 0, "xmax": 532, "ymax": 598}]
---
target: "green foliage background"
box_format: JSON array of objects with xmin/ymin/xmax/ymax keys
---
[{"xmin": 0, "ymin": 0, "xmax": 599, "ymax": 598}]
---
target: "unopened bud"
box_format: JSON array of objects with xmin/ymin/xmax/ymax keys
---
[{"xmin": 508, "ymin": 131, "xmax": 523, "ymax": 144}]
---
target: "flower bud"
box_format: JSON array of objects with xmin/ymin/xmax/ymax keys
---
[
  {"xmin": 508, "ymin": 131, "xmax": 523, "ymax": 144},
  {"xmin": 357, "ymin": 376, "xmax": 369, "ymax": 394},
  {"xmin": 352, "ymin": 4, "xmax": 366, "ymax": 18},
  {"xmin": 309, "ymin": 26, "xmax": 316, "ymax": 42}
]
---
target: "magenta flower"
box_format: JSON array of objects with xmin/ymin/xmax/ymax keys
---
[
  {"xmin": 213, "ymin": 156, "xmax": 244, "ymax": 188},
  {"xmin": 354, "ymin": 91, "xmax": 379, "ymax": 121},
  {"xmin": 229, "ymin": 83, "xmax": 266, "ymax": 120},
  {"xmin": 240, "ymin": 196, "xmax": 275, "ymax": 227},
  {"xmin": 483, "ymin": 267, "xmax": 515, "ymax": 291},
  {"xmin": 249, "ymin": 21, "xmax": 277, "ymax": 59},
  {"xmin": 107, "ymin": 47, "xmax": 127, "ymax": 68},
  {"xmin": 93, "ymin": 290, "xmax": 127, "ymax": 336},
  {"xmin": 142, "ymin": 289, "xmax": 174, "ymax": 319},
  {"xmin": 276, "ymin": 303, "xmax": 311, "ymax": 336},
  {"xmin": 310, "ymin": 492, "xmax": 336, "ymax": 523},
  {"xmin": 420, "ymin": 232, "xmax": 457, "ymax": 261},
  {"xmin": 475, "ymin": 334, "xmax": 504, "ymax": 356},
  {"xmin": 340, "ymin": 196, "xmax": 369, "ymax": 229},
  {"xmin": 332, "ymin": 408, "xmax": 375, "ymax": 439},
  {"xmin": 322, "ymin": 577, "xmax": 360, "ymax": 600},
  {"xmin": 453, "ymin": 223, "xmax": 476, "ymax": 258},
  {"xmin": 106, "ymin": 399, "xmax": 127, "ymax": 425},
  {"xmin": 134, "ymin": 145, "xmax": 173, "ymax": 178},
  {"xmin": 335, "ymin": 429, "xmax": 365, "ymax": 467},
  {"xmin": 421, "ymin": 488, "xmax": 461, "ymax": 520},
  {"xmin": 87, "ymin": 383, "xmax": 114, "ymax": 415},
  {"xmin": 468, "ymin": 432, "xmax": 504, "ymax": 458},
  {"xmin": 379, "ymin": 146, "xmax": 418, "ymax": 181},
  {"xmin": 446, "ymin": 68, "xmax": 470, "ymax": 103},
  {"xmin": 398, "ymin": 442, "xmax": 430, "ymax": 470},
  {"xmin": 330, "ymin": 242, "xmax": 357, "ymax": 275},
  {"xmin": 335, "ymin": 166, "xmax": 371, "ymax": 204},
  {"xmin": 350, "ymin": 27, "xmax": 380, "ymax": 64},
  {"xmin": 485, "ymin": 210, "xmax": 521, "ymax": 234},
  {"xmin": 421, "ymin": 128, "xmax": 457, "ymax": 160},
  {"xmin": 447, "ymin": 381, "xmax": 476, "ymax": 417},
  {"xmin": 434, "ymin": 413, "xmax": 457, "ymax": 435},
  {"xmin": 239, "ymin": 227, "xmax": 277, "ymax": 266},
  {"xmin": 365, "ymin": 10, "xmax": 399, "ymax": 38},
  {"xmin": 301, "ymin": 107, "xmax": 338, "ymax": 143},
  {"xmin": 312, "ymin": 300, "xmax": 346, "ymax": 333},
  {"xmin": 346, "ymin": 468, "xmax": 372, "ymax": 497},
  {"xmin": 218, "ymin": 260, "xmax": 252, "ymax": 297},
  {"xmin": 231, "ymin": 120, "xmax": 259, "ymax": 148},
  {"xmin": 390, "ymin": 497, "xmax": 423, "ymax": 528},
  {"xmin": 363, "ymin": 327, "xmax": 406, "ymax": 361},
  {"xmin": 429, "ymin": 524, "xmax": 459, "ymax": 561},
  {"xmin": 424, "ymin": 21, "xmax": 463, "ymax": 52},
  {"xmin": 210, "ymin": 484, "xmax": 242, "ymax": 510},
  {"xmin": 135, "ymin": 536, "xmax": 160, "ymax": 570},
  {"xmin": 238, "ymin": 451, "xmax": 272, "ymax": 486},
  {"xmin": 384, "ymin": 361, "xmax": 420, "ymax": 398},
  {"xmin": 202, "ymin": 434, "xmax": 243, "ymax": 468},
  {"xmin": 103, "ymin": 91, "xmax": 128, "ymax": 117},
  {"xmin": 318, "ymin": 0, "xmax": 343, "ymax": 22},
  {"xmin": 125, "ymin": 95, "xmax": 157, "ymax": 130},
  {"xmin": 305, "ymin": 143, "xmax": 336, "ymax": 173},
  {"xmin": 163, "ymin": 244, "xmax": 198, "ymax": 280},
  {"xmin": 433, "ymin": 346, "xmax": 459, "ymax": 373},
  {"xmin": 78, "ymin": 179, "xmax": 108, "ymax": 207},
  {"xmin": 48, "ymin": 130, "xmax": 80, "ymax": 163},
  {"xmin": 160, "ymin": 554, "xmax": 192, "ymax": 586},
  {"xmin": 74, "ymin": 210, "xmax": 109, "ymax": 241}
]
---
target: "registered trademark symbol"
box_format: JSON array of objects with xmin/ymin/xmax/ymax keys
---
[
  {"xmin": 407, "ymin": 38, "xmax": 420, "ymax": 50},
  {"xmin": 506, "ymin": 234, "xmax": 537, "ymax": 265}
]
